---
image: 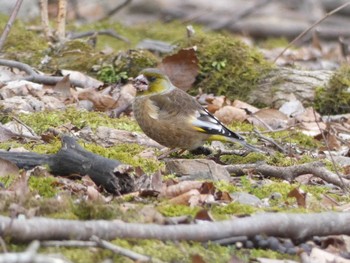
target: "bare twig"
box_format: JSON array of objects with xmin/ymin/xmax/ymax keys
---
[
  {"xmin": 211, "ymin": 0, "xmax": 273, "ymax": 30},
  {"xmin": 68, "ymin": 29, "xmax": 130, "ymax": 43},
  {"xmin": 0, "ymin": 0, "xmax": 24, "ymax": 51},
  {"xmin": 98, "ymin": 0, "xmax": 132, "ymax": 21},
  {"xmin": 42, "ymin": 238, "xmax": 156, "ymax": 262},
  {"xmin": 90, "ymin": 235, "xmax": 152, "ymax": 262},
  {"xmin": 11, "ymin": 116, "xmax": 38, "ymax": 137},
  {"xmin": 312, "ymin": 109, "xmax": 348, "ymax": 192},
  {"xmin": 1, "ymin": 212, "xmax": 350, "ymax": 243},
  {"xmin": 0, "ymin": 59, "xmax": 88, "ymax": 88},
  {"xmin": 225, "ymin": 161, "xmax": 350, "ymax": 189},
  {"xmin": 253, "ymin": 128, "xmax": 287, "ymax": 154},
  {"xmin": 274, "ymin": 1, "xmax": 350, "ymax": 62},
  {"xmin": 56, "ymin": 0, "xmax": 67, "ymax": 42},
  {"xmin": 39, "ymin": 0, "xmax": 52, "ymax": 41},
  {"xmin": 41, "ymin": 240, "xmax": 97, "ymax": 248}
]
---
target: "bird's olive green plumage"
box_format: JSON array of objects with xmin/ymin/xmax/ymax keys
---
[{"xmin": 132, "ymin": 68, "xmax": 259, "ymax": 151}]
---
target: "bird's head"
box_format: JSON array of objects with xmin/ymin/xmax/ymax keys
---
[{"xmin": 133, "ymin": 68, "xmax": 172, "ymax": 96}]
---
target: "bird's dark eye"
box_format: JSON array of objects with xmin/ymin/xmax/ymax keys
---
[{"xmin": 148, "ymin": 76, "xmax": 156, "ymax": 82}]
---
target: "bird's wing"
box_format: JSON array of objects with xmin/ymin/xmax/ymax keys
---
[
  {"xmin": 191, "ymin": 108, "xmax": 244, "ymax": 141},
  {"xmin": 149, "ymin": 88, "xmax": 200, "ymax": 120},
  {"xmin": 150, "ymin": 88, "xmax": 243, "ymax": 139}
]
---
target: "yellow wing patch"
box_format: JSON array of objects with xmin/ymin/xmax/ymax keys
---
[
  {"xmin": 193, "ymin": 126, "xmax": 206, "ymax": 132},
  {"xmin": 207, "ymin": 134, "xmax": 230, "ymax": 142}
]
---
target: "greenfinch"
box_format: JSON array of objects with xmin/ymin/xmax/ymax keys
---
[{"xmin": 132, "ymin": 68, "xmax": 259, "ymax": 152}]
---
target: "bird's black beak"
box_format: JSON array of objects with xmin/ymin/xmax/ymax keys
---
[{"xmin": 133, "ymin": 74, "xmax": 149, "ymax": 92}]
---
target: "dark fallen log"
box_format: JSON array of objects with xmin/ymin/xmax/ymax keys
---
[{"xmin": 0, "ymin": 136, "xmax": 134, "ymax": 195}]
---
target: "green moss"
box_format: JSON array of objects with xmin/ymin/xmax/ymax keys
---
[
  {"xmin": 0, "ymin": 15, "xmax": 48, "ymax": 65},
  {"xmin": 47, "ymin": 40, "xmax": 107, "ymax": 73},
  {"xmin": 314, "ymin": 64, "xmax": 350, "ymax": 114},
  {"xmin": 84, "ymin": 143, "xmax": 163, "ymax": 174},
  {"xmin": 211, "ymin": 202, "xmax": 258, "ymax": 220},
  {"xmin": 157, "ymin": 204, "xmax": 200, "ymax": 217},
  {"xmin": 44, "ymin": 247, "xmax": 113, "ymax": 263},
  {"xmin": 96, "ymin": 49, "xmax": 158, "ymax": 83},
  {"xmin": 72, "ymin": 200, "xmax": 119, "ymax": 220},
  {"xmin": 185, "ymin": 33, "xmax": 273, "ymax": 101},
  {"xmin": 114, "ymin": 50, "xmax": 158, "ymax": 78},
  {"xmin": 221, "ymin": 152, "xmax": 267, "ymax": 165},
  {"xmin": 28, "ymin": 175, "xmax": 58, "ymax": 198},
  {"xmin": 113, "ymin": 239, "xmax": 232, "ymax": 263},
  {"xmin": 34, "ymin": 198, "xmax": 75, "ymax": 218},
  {"xmin": 268, "ymin": 129, "xmax": 320, "ymax": 150},
  {"xmin": 18, "ymin": 107, "xmax": 140, "ymax": 134},
  {"xmin": 0, "ymin": 174, "xmax": 17, "ymax": 188},
  {"xmin": 258, "ymin": 37, "xmax": 290, "ymax": 49},
  {"xmin": 214, "ymin": 180, "xmax": 240, "ymax": 193}
]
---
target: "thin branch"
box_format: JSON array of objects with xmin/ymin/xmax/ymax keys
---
[
  {"xmin": 0, "ymin": 59, "xmax": 88, "ymax": 88},
  {"xmin": 0, "ymin": 0, "xmax": 24, "ymax": 51},
  {"xmin": 68, "ymin": 29, "xmax": 130, "ymax": 43},
  {"xmin": 98, "ymin": 0, "xmax": 132, "ymax": 21},
  {"xmin": 1, "ymin": 212, "xmax": 350, "ymax": 243},
  {"xmin": 90, "ymin": 235, "xmax": 153, "ymax": 262},
  {"xmin": 39, "ymin": 0, "xmax": 52, "ymax": 41},
  {"xmin": 312, "ymin": 109, "xmax": 348, "ymax": 192},
  {"xmin": 56, "ymin": 0, "xmax": 67, "ymax": 42},
  {"xmin": 211, "ymin": 0, "xmax": 273, "ymax": 30},
  {"xmin": 11, "ymin": 116, "xmax": 38, "ymax": 137},
  {"xmin": 253, "ymin": 128, "xmax": 287, "ymax": 154},
  {"xmin": 225, "ymin": 161, "xmax": 350, "ymax": 189},
  {"xmin": 274, "ymin": 1, "xmax": 350, "ymax": 62}
]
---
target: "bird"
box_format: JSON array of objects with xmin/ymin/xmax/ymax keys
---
[{"xmin": 132, "ymin": 68, "xmax": 260, "ymax": 152}]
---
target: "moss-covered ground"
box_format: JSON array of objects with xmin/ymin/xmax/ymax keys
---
[{"xmin": 0, "ymin": 14, "xmax": 348, "ymax": 263}]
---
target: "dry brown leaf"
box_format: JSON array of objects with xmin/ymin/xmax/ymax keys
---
[
  {"xmin": 206, "ymin": 96, "xmax": 226, "ymax": 113},
  {"xmin": 326, "ymin": 133, "xmax": 342, "ymax": 151},
  {"xmin": 199, "ymin": 182, "xmax": 215, "ymax": 195},
  {"xmin": 158, "ymin": 47, "xmax": 199, "ymax": 91},
  {"xmin": 215, "ymin": 190, "xmax": 233, "ymax": 202},
  {"xmin": 168, "ymin": 189, "xmax": 200, "ymax": 205},
  {"xmin": 139, "ymin": 206, "xmax": 165, "ymax": 224},
  {"xmin": 86, "ymin": 186, "xmax": 103, "ymax": 201},
  {"xmin": 287, "ymin": 187, "xmax": 306, "ymax": 208},
  {"xmin": 214, "ymin": 106, "xmax": 247, "ymax": 124},
  {"xmin": 0, "ymin": 125, "xmax": 17, "ymax": 142},
  {"xmin": 194, "ymin": 209, "xmax": 214, "ymax": 221},
  {"xmin": 301, "ymin": 121, "xmax": 326, "ymax": 137},
  {"xmin": 78, "ymin": 88, "xmax": 118, "ymax": 111},
  {"xmin": 9, "ymin": 171, "xmax": 29, "ymax": 201},
  {"xmin": 53, "ymin": 74, "xmax": 72, "ymax": 101},
  {"xmin": 344, "ymin": 165, "xmax": 350, "ymax": 175},
  {"xmin": 191, "ymin": 254, "xmax": 207, "ymax": 263},
  {"xmin": 309, "ymin": 247, "xmax": 350, "ymax": 263},
  {"xmin": 248, "ymin": 108, "xmax": 289, "ymax": 130},
  {"xmin": 60, "ymin": 69, "xmax": 103, "ymax": 89},
  {"xmin": 295, "ymin": 107, "xmax": 321, "ymax": 123},
  {"xmin": 0, "ymin": 158, "xmax": 20, "ymax": 177},
  {"xmin": 160, "ymin": 181, "xmax": 203, "ymax": 198},
  {"xmin": 232, "ymin": 99, "xmax": 259, "ymax": 114}
]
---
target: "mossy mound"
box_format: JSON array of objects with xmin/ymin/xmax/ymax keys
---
[
  {"xmin": 187, "ymin": 33, "xmax": 273, "ymax": 100},
  {"xmin": 97, "ymin": 49, "xmax": 158, "ymax": 83},
  {"xmin": 314, "ymin": 64, "xmax": 350, "ymax": 114},
  {"xmin": 0, "ymin": 15, "xmax": 48, "ymax": 66}
]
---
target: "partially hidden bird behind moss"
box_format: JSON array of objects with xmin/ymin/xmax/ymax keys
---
[{"xmin": 132, "ymin": 68, "xmax": 260, "ymax": 152}]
